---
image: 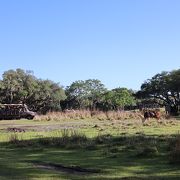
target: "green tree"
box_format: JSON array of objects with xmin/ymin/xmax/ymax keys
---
[
  {"xmin": 99, "ymin": 90, "xmax": 115, "ymax": 111},
  {"xmin": 0, "ymin": 69, "xmax": 66, "ymax": 113},
  {"xmin": 111, "ymin": 88, "xmax": 136, "ymax": 110},
  {"xmin": 0, "ymin": 69, "xmax": 36, "ymax": 103},
  {"xmin": 99, "ymin": 88, "xmax": 136, "ymax": 111},
  {"xmin": 31, "ymin": 80, "xmax": 66, "ymax": 113},
  {"xmin": 65, "ymin": 79, "xmax": 107, "ymax": 110},
  {"xmin": 138, "ymin": 69, "xmax": 180, "ymax": 115}
]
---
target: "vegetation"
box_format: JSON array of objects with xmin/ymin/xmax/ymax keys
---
[
  {"xmin": 34, "ymin": 110, "xmax": 143, "ymax": 121},
  {"xmin": 137, "ymin": 69, "xmax": 180, "ymax": 115},
  {"xmin": 101, "ymin": 88, "xmax": 136, "ymax": 111},
  {"xmin": 0, "ymin": 69, "xmax": 66, "ymax": 113},
  {"xmin": 0, "ymin": 68, "xmax": 179, "ymax": 115},
  {"xmin": 63, "ymin": 80, "xmax": 136, "ymax": 111},
  {"xmin": 0, "ymin": 118, "xmax": 180, "ymax": 179},
  {"xmin": 0, "ymin": 67, "xmax": 179, "ymax": 178},
  {"xmin": 64, "ymin": 79, "xmax": 107, "ymax": 110},
  {"xmin": 0, "ymin": 69, "xmax": 136, "ymax": 113}
]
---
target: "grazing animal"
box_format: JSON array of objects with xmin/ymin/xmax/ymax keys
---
[{"xmin": 143, "ymin": 109, "xmax": 161, "ymax": 123}]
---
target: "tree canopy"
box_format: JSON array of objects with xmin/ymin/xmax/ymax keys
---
[
  {"xmin": 64, "ymin": 79, "xmax": 107, "ymax": 110},
  {"xmin": 99, "ymin": 88, "xmax": 136, "ymax": 111},
  {"xmin": 63, "ymin": 80, "xmax": 136, "ymax": 111},
  {"xmin": 0, "ymin": 69, "xmax": 66, "ymax": 113},
  {"xmin": 137, "ymin": 69, "xmax": 180, "ymax": 115},
  {"xmin": 2, "ymin": 68, "xmax": 178, "ymax": 114}
]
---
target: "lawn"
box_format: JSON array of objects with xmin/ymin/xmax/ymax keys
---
[{"xmin": 0, "ymin": 118, "xmax": 180, "ymax": 180}]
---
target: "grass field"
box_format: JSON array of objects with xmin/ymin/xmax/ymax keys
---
[{"xmin": 0, "ymin": 116, "xmax": 180, "ymax": 180}]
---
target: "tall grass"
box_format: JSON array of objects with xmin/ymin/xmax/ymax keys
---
[
  {"xmin": 34, "ymin": 110, "xmax": 143, "ymax": 121},
  {"xmin": 7, "ymin": 129, "xmax": 91, "ymax": 149}
]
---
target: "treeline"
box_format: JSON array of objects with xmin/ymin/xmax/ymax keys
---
[
  {"xmin": 0, "ymin": 68, "xmax": 179, "ymax": 115},
  {"xmin": 62, "ymin": 80, "xmax": 136, "ymax": 111},
  {"xmin": 0, "ymin": 69, "xmax": 136, "ymax": 113}
]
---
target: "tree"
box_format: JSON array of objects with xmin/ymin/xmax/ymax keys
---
[
  {"xmin": 98, "ymin": 90, "xmax": 115, "ymax": 111},
  {"xmin": 0, "ymin": 69, "xmax": 66, "ymax": 113},
  {"xmin": 0, "ymin": 69, "xmax": 37, "ymax": 103},
  {"xmin": 64, "ymin": 79, "xmax": 107, "ymax": 110},
  {"xmin": 99, "ymin": 88, "xmax": 136, "ymax": 111},
  {"xmin": 138, "ymin": 69, "xmax": 180, "ymax": 115},
  {"xmin": 111, "ymin": 88, "xmax": 136, "ymax": 110},
  {"xmin": 31, "ymin": 80, "xmax": 66, "ymax": 113}
]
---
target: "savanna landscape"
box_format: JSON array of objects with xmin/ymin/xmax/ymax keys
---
[
  {"xmin": 0, "ymin": 109, "xmax": 180, "ymax": 179},
  {"xmin": 0, "ymin": 62, "xmax": 179, "ymax": 180},
  {"xmin": 1, "ymin": 1, "xmax": 180, "ymax": 180}
]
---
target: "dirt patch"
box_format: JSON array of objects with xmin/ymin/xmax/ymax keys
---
[
  {"xmin": 1, "ymin": 121, "xmax": 90, "ymax": 132},
  {"xmin": 33, "ymin": 161, "xmax": 101, "ymax": 175}
]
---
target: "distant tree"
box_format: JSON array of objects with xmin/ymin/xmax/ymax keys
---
[
  {"xmin": 99, "ymin": 88, "xmax": 136, "ymax": 111},
  {"xmin": 98, "ymin": 90, "xmax": 115, "ymax": 111},
  {"xmin": 0, "ymin": 69, "xmax": 36, "ymax": 103},
  {"xmin": 85, "ymin": 79, "xmax": 107, "ymax": 110},
  {"xmin": 27, "ymin": 79, "xmax": 66, "ymax": 113},
  {"xmin": 111, "ymin": 88, "xmax": 136, "ymax": 110},
  {"xmin": 137, "ymin": 69, "xmax": 180, "ymax": 115},
  {"xmin": 0, "ymin": 69, "xmax": 66, "ymax": 113},
  {"xmin": 65, "ymin": 79, "xmax": 107, "ymax": 110}
]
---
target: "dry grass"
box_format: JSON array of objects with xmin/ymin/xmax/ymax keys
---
[{"xmin": 34, "ymin": 110, "xmax": 143, "ymax": 121}]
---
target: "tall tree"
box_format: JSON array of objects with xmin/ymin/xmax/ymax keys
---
[
  {"xmin": 0, "ymin": 69, "xmax": 66, "ymax": 113},
  {"xmin": 65, "ymin": 79, "xmax": 107, "ymax": 110},
  {"xmin": 138, "ymin": 69, "xmax": 180, "ymax": 115}
]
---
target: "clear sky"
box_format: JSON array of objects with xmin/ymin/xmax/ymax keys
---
[{"xmin": 0, "ymin": 0, "xmax": 179, "ymax": 90}]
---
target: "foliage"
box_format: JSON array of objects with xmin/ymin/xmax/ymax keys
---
[
  {"xmin": 64, "ymin": 79, "xmax": 107, "ymax": 110},
  {"xmin": 0, "ymin": 69, "xmax": 66, "ymax": 113},
  {"xmin": 111, "ymin": 88, "xmax": 136, "ymax": 109},
  {"xmin": 64, "ymin": 80, "xmax": 136, "ymax": 111},
  {"xmin": 137, "ymin": 69, "xmax": 180, "ymax": 115},
  {"xmin": 0, "ymin": 69, "xmax": 136, "ymax": 113},
  {"xmin": 99, "ymin": 88, "xmax": 136, "ymax": 111}
]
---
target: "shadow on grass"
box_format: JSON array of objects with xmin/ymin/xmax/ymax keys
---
[{"xmin": 0, "ymin": 134, "xmax": 180, "ymax": 180}]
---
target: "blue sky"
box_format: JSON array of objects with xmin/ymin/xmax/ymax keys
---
[{"xmin": 0, "ymin": 0, "xmax": 179, "ymax": 90}]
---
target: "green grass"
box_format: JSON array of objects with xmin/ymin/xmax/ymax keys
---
[
  {"xmin": 0, "ymin": 134, "xmax": 180, "ymax": 180},
  {"xmin": 0, "ymin": 118, "xmax": 180, "ymax": 179}
]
